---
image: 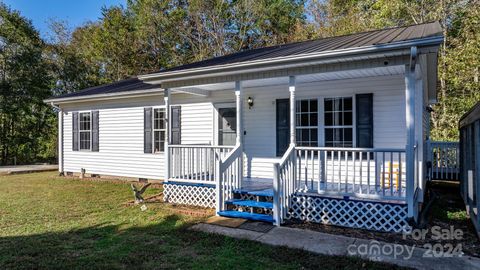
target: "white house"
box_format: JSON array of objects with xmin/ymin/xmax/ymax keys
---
[{"xmin": 45, "ymin": 22, "xmax": 443, "ymax": 233}]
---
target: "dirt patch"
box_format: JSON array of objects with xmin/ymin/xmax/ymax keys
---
[
  {"xmin": 287, "ymin": 180, "xmax": 480, "ymax": 257},
  {"xmin": 170, "ymin": 205, "xmax": 215, "ymax": 217},
  {"xmin": 57, "ymin": 174, "xmax": 164, "ymax": 188}
]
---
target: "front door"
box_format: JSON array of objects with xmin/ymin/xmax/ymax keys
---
[
  {"xmin": 218, "ymin": 107, "xmax": 236, "ymax": 146},
  {"xmin": 276, "ymin": 99, "xmax": 290, "ymax": 156}
]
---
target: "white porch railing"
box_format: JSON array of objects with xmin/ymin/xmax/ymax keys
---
[
  {"xmin": 294, "ymin": 147, "xmax": 407, "ymax": 200},
  {"xmin": 216, "ymin": 144, "xmax": 243, "ymax": 212},
  {"xmin": 429, "ymin": 141, "xmax": 460, "ymax": 180},
  {"xmin": 168, "ymin": 145, "xmax": 233, "ymax": 183},
  {"xmin": 273, "ymin": 144, "xmax": 296, "ymax": 225},
  {"xmin": 273, "ymin": 146, "xmax": 407, "ymax": 225}
]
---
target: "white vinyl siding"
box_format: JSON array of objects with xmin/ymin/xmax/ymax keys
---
[
  {"xmin": 62, "ymin": 74, "xmax": 409, "ymax": 180},
  {"xmin": 63, "ymin": 98, "xmax": 165, "ymax": 179}
]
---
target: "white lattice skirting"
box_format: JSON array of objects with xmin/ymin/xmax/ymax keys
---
[
  {"xmin": 163, "ymin": 182, "xmax": 215, "ymax": 208},
  {"xmin": 288, "ymin": 195, "xmax": 410, "ymax": 233}
]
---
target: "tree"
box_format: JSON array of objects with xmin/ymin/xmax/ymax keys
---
[{"xmin": 0, "ymin": 3, "xmax": 55, "ymax": 165}]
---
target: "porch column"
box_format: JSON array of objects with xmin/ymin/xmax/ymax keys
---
[
  {"xmin": 235, "ymin": 81, "xmax": 243, "ymax": 146},
  {"xmin": 164, "ymin": 89, "xmax": 170, "ymax": 181},
  {"xmin": 289, "ymin": 76, "xmax": 296, "ymax": 146},
  {"xmin": 405, "ymin": 47, "xmax": 417, "ymax": 219},
  {"xmin": 58, "ymin": 108, "xmax": 64, "ymax": 175},
  {"xmin": 235, "ymin": 81, "xmax": 244, "ymax": 186}
]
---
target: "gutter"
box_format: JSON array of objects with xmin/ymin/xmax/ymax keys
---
[{"xmin": 139, "ymin": 36, "xmax": 443, "ymax": 83}]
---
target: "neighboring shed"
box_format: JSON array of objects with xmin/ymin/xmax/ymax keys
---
[{"xmin": 459, "ymin": 101, "xmax": 480, "ymax": 238}]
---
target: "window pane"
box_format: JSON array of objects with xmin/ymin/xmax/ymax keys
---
[
  {"xmin": 334, "ymin": 128, "xmax": 343, "ymax": 141},
  {"xmin": 79, "ymin": 113, "xmax": 90, "ymax": 131},
  {"xmin": 296, "ymin": 114, "xmax": 301, "ymax": 126},
  {"xmin": 344, "ymin": 111, "xmax": 352, "ymax": 125},
  {"xmin": 344, "ymin": 97, "xmax": 352, "ymax": 110},
  {"xmin": 153, "ymin": 108, "xmax": 165, "ymax": 130},
  {"xmin": 310, "ymin": 100, "xmax": 318, "ymax": 112},
  {"xmin": 301, "ymin": 100, "xmax": 309, "ymax": 112},
  {"xmin": 333, "ymin": 98, "xmax": 342, "ymax": 111},
  {"xmin": 325, "ymin": 129, "xmax": 333, "ymax": 141},
  {"xmin": 310, "ymin": 112, "xmax": 317, "ymax": 126},
  {"xmin": 310, "ymin": 129, "xmax": 318, "ymax": 144},
  {"xmin": 80, "ymin": 132, "xmax": 90, "ymax": 150},
  {"xmin": 301, "ymin": 129, "xmax": 309, "ymax": 141},
  {"xmin": 301, "ymin": 114, "xmax": 309, "ymax": 126},
  {"xmin": 333, "ymin": 112, "xmax": 342, "ymax": 126},
  {"xmin": 344, "ymin": 128, "xmax": 353, "ymax": 142},
  {"xmin": 324, "ymin": 99, "xmax": 332, "ymax": 111},
  {"xmin": 159, "ymin": 111, "xmax": 165, "ymax": 129},
  {"xmin": 325, "ymin": 112, "xmax": 333, "ymax": 126}
]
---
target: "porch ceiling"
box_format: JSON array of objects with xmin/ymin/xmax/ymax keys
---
[{"xmin": 171, "ymin": 65, "xmax": 404, "ymax": 94}]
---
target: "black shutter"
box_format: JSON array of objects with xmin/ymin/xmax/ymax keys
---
[
  {"xmin": 356, "ymin": 94, "xmax": 373, "ymax": 148},
  {"xmin": 91, "ymin": 110, "xmax": 99, "ymax": 152},
  {"xmin": 171, "ymin": 106, "xmax": 181, "ymax": 145},
  {"xmin": 72, "ymin": 112, "xmax": 79, "ymax": 151},
  {"xmin": 144, "ymin": 107, "xmax": 153, "ymax": 153}
]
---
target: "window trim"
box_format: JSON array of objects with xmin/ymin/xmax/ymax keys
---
[
  {"xmin": 78, "ymin": 111, "xmax": 92, "ymax": 151},
  {"xmin": 152, "ymin": 106, "xmax": 166, "ymax": 154},
  {"xmin": 323, "ymin": 96, "xmax": 356, "ymax": 148}
]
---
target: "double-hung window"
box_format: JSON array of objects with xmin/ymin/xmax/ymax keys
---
[
  {"xmin": 79, "ymin": 112, "xmax": 92, "ymax": 150},
  {"xmin": 153, "ymin": 108, "xmax": 166, "ymax": 152},
  {"xmin": 296, "ymin": 99, "xmax": 318, "ymax": 147},
  {"xmin": 324, "ymin": 97, "xmax": 353, "ymax": 147}
]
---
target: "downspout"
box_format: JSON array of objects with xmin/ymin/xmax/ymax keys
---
[{"xmin": 51, "ymin": 102, "xmax": 64, "ymax": 176}]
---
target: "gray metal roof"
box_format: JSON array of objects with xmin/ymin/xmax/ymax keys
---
[
  {"xmin": 47, "ymin": 22, "xmax": 442, "ymax": 102},
  {"xmin": 47, "ymin": 77, "xmax": 159, "ymax": 101},
  {"xmin": 152, "ymin": 21, "xmax": 442, "ymax": 74}
]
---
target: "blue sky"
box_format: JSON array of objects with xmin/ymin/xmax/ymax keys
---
[{"xmin": 2, "ymin": 0, "xmax": 126, "ymax": 38}]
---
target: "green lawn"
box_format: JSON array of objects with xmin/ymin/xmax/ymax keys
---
[{"xmin": 0, "ymin": 172, "xmax": 404, "ymax": 269}]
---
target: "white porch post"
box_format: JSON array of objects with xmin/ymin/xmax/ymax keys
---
[
  {"xmin": 164, "ymin": 89, "xmax": 170, "ymax": 181},
  {"xmin": 405, "ymin": 47, "xmax": 417, "ymax": 219},
  {"xmin": 235, "ymin": 81, "xmax": 243, "ymax": 146},
  {"xmin": 235, "ymin": 81, "xmax": 244, "ymax": 184},
  {"xmin": 289, "ymin": 76, "xmax": 296, "ymax": 146},
  {"xmin": 58, "ymin": 108, "xmax": 64, "ymax": 175}
]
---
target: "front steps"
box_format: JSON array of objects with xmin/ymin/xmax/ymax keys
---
[{"xmin": 218, "ymin": 188, "xmax": 275, "ymax": 224}]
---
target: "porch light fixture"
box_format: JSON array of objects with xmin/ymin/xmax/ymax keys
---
[{"xmin": 247, "ymin": 96, "xmax": 254, "ymax": 109}]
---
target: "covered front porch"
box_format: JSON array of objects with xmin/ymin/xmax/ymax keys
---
[{"xmin": 157, "ymin": 50, "xmax": 425, "ymax": 232}]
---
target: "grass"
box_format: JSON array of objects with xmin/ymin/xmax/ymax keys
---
[
  {"xmin": 429, "ymin": 180, "xmax": 470, "ymax": 222},
  {"xmin": 0, "ymin": 172, "xmax": 406, "ymax": 269}
]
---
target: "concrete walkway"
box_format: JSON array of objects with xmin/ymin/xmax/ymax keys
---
[
  {"xmin": 191, "ymin": 223, "xmax": 480, "ymax": 270},
  {"xmin": 0, "ymin": 164, "xmax": 58, "ymax": 175}
]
